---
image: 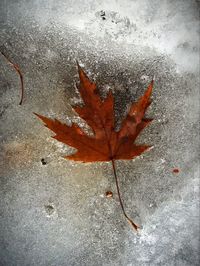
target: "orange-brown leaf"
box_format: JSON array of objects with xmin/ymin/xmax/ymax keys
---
[{"xmin": 35, "ymin": 64, "xmax": 153, "ymax": 162}]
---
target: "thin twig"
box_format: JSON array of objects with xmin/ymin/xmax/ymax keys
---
[
  {"xmin": 0, "ymin": 51, "xmax": 24, "ymax": 105},
  {"xmin": 111, "ymin": 159, "xmax": 139, "ymax": 231}
]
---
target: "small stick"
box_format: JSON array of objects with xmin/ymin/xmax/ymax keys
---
[{"xmin": 0, "ymin": 51, "xmax": 24, "ymax": 105}]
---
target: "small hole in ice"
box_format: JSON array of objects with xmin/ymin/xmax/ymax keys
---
[{"xmin": 44, "ymin": 204, "xmax": 55, "ymax": 216}]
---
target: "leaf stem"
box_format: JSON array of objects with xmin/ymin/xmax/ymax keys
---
[{"xmin": 111, "ymin": 159, "xmax": 139, "ymax": 231}]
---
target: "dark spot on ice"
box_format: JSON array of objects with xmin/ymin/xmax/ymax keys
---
[
  {"xmin": 44, "ymin": 204, "xmax": 54, "ymax": 216},
  {"xmin": 106, "ymin": 191, "xmax": 113, "ymax": 198},
  {"xmin": 173, "ymin": 168, "xmax": 180, "ymax": 174},
  {"xmin": 100, "ymin": 10, "xmax": 106, "ymax": 20},
  {"xmin": 41, "ymin": 158, "xmax": 47, "ymax": 165}
]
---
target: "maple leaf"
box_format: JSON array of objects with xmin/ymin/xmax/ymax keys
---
[{"xmin": 34, "ymin": 63, "xmax": 154, "ymax": 231}]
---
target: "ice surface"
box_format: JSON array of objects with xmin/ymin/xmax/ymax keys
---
[{"xmin": 0, "ymin": 0, "xmax": 199, "ymax": 265}]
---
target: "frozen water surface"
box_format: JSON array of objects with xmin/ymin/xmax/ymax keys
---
[{"xmin": 0, "ymin": 0, "xmax": 199, "ymax": 265}]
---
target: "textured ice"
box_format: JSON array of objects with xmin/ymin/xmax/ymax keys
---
[{"xmin": 0, "ymin": 0, "xmax": 199, "ymax": 265}]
